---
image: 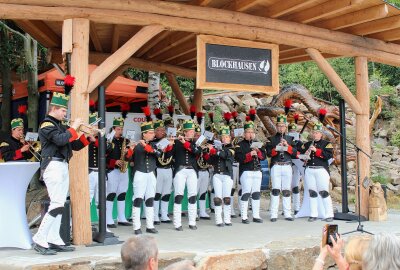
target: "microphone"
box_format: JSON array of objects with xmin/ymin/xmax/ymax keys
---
[{"xmin": 326, "ymin": 124, "xmax": 340, "ymax": 134}]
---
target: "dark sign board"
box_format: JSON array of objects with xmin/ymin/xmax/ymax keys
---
[{"xmin": 197, "ymin": 35, "xmax": 279, "ymax": 94}]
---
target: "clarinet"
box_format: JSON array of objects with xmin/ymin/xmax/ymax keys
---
[
  {"xmin": 279, "ymin": 133, "xmax": 285, "ymax": 161},
  {"xmin": 304, "ymin": 139, "xmax": 315, "ymax": 166}
]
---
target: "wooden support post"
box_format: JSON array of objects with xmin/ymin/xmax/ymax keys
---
[
  {"xmin": 165, "ymin": 72, "xmax": 189, "ymax": 115},
  {"xmin": 87, "ymin": 25, "xmax": 164, "ymax": 93},
  {"xmin": 192, "ymin": 88, "xmax": 203, "ymax": 112},
  {"xmin": 355, "ymin": 56, "xmax": 370, "ymax": 219},
  {"xmin": 306, "ymin": 48, "xmax": 363, "ymax": 114},
  {"xmin": 68, "ymin": 18, "xmax": 92, "ymax": 245}
]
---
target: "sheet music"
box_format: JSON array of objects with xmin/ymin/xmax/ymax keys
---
[
  {"xmin": 156, "ymin": 138, "xmax": 170, "ymax": 150},
  {"xmin": 203, "ymin": 130, "xmax": 214, "ymax": 141},
  {"xmin": 234, "ymin": 128, "xmax": 244, "ymax": 138},
  {"xmin": 167, "ymin": 127, "xmax": 177, "ymax": 137},
  {"xmin": 25, "ymin": 132, "xmax": 38, "ymax": 142},
  {"xmin": 214, "ymin": 140, "xmax": 222, "ymax": 150},
  {"xmin": 107, "ymin": 130, "xmax": 116, "ymax": 142},
  {"xmin": 298, "ymin": 154, "xmax": 310, "ymax": 160},
  {"xmin": 275, "ymin": 145, "xmax": 288, "ymax": 152},
  {"xmin": 250, "ymin": 141, "xmax": 264, "ymax": 149},
  {"xmin": 125, "ymin": 130, "xmax": 135, "ymax": 141},
  {"xmin": 288, "ymin": 132, "xmax": 300, "ymax": 141},
  {"xmin": 196, "ymin": 135, "xmax": 207, "ymax": 146}
]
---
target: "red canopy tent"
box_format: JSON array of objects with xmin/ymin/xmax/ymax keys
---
[{"xmin": 1, "ymin": 65, "xmax": 148, "ymax": 106}]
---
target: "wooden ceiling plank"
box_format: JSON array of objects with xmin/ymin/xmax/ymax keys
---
[
  {"xmin": 314, "ymin": 4, "xmax": 389, "ymax": 30},
  {"xmin": 344, "ymin": 15, "xmax": 400, "ymax": 36},
  {"xmin": 111, "ymin": 24, "xmax": 120, "ymax": 53},
  {"xmin": 254, "ymin": 0, "xmax": 318, "ymax": 18},
  {"xmin": 224, "ymin": 0, "xmax": 264, "ymax": 12},
  {"xmin": 168, "ymin": 52, "xmax": 197, "ymax": 66},
  {"xmin": 281, "ymin": 0, "xmax": 364, "ymax": 24},
  {"xmin": 135, "ymin": 30, "xmax": 171, "ymax": 57},
  {"xmin": 367, "ymin": 28, "xmax": 400, "ymax": 42},
  {"xmin": 145, "ymin": 32, "xmax": 194, "ymax": 59},
  {"xmin": 14, "ymin": 19, "xmax": 61, "ymax": 47},
  {"xmin": 89, "ymin": 22, "xmax": 103, "ymax": 52}
]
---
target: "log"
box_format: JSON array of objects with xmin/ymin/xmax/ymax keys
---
[
  {"xmin": 306, "ymin": 48, "xmax": 362, "ymax": 114},
  {"xmin": 165, "ymin": 72, "xmax": 190, "ymax": 115},
  {"xmin": 355, "ymin": 56, "xmax": 370, "ymax": 219},
  {"xmin": 2, "ymin": 0, "xmax": 399, "ymax": 56},
  {"xmin": 87, "ymin": 25, "xmax": 164, "ymax": 93},
  {"xmin": 49, "ymin": 48, "xmax": 197, "ymax": 78},
  {"xmin": 0, "ymin": 3, "xmax": 399, "ymax": 66},
  {"xmin": 68, "ymin": 18, "xmax": 92, "ymax": 245}
]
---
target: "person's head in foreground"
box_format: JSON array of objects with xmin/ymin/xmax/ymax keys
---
[
  {"xmin": 344, "ymin": 235, "xmax": 371, "ymax": 270},
  {"xmin": 121, "ymin": 236, "xmax": 158, "ymax": 270},
  {"xmin": 362, "ymin": 232, "xmax": 400, "ymax": 270}
]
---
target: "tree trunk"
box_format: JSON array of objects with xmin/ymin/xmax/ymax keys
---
[
  {"xmin": 147, "ymin": 71, "xmax": 160, "ymax": 110},
  {"xmin": 25, "ymin": 34, "xmax": 39, "ymax": 132},
  {"xmin": 0, "ymin": 28, "xmax": 12, "ymax": 133}
]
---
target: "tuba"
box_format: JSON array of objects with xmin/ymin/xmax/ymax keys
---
[{"xmin": 119, "ymin": 137, "xmax": 129, "ymax": 173}]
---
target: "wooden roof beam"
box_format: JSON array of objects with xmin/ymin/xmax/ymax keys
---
[
  {"xmin": 1, "ymin": 2, "xmax": 400, "ymax": 66},
  {"xmin": 14, "ymin": 20, "xmax": 61, "ymax": 47},
  {"xmin": 111, "ymin": 24, "xmax": 120, "ymax": 53},
  {"xmin": 168, "ymin": 52, "xmax": 196, "ymax": 66},
  {"xmin": 344, "ymin": 15, "xmax": 400, "ymax": 36},
  {"xmin": 367, "ymin": 28, "xmax": 400, "ymax": 42},
  {"xmin": 151, "ymin": 39, "xmax": 196, "ymax": 62},
  {"xmin": 314, "ymin": 4, "xmax": 389, "ymax": 30},
  {"xmin": 87, "ymin": 24, "xmax": 164, "ymax": 93},
  {"xmin": 145, "ymin": 32, "xmax": 194, "ymax": 59},
  {"xmin": 89, "ymin": 22, "xmax": 103, "ymax": 52},
  {"xmin": 135, "ymin": 30, "xmax": 171, "ymax": 57},
  {"xmin": 50, "ymin": 48, "xmax": 197, "ymax": 78},
  {"xmin": 282, "ymin": 0, "xmax": 365, "ymax": 24},
  {"xmin": 223, "ymin": 0, "xmax": 265, "ymax": 12},
  {"xmin": 306, "ymin": 48, "xmax": 362, "ymax": 114},
  {"xmin": 3, "ymin": 0, "xmax": 400, "ymax": 56},
  {"xmin": 188, "ymin": 0, "xmax": 214, "ymax": 6},
  {"xmin": 280, "ymin": 53, "xmax": 337, "ymax": 64},
  {"xmin": 253, "ymin": 0, "xmax": 318, "ymax": 18}
]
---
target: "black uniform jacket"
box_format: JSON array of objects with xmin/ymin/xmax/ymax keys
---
[
  {"xmin": 0, "ymin": 136, "xmax": 33, "ymax": 162},
  {"xmin": 88, "ymin": 138, "xmax": 113, "ymax": 169},
  {"xmin": 235, "ymin": 139, "xmax": 266, "ymax": 177},
  {"xmin": 299, "ymin": 139, "xmax": 333, "ymax": 172},
  {"xmin": 106, "ymin": 136, "xmax": 132, "ymax": 170},
  {"xmin": 266, "ymin": 133, "xmax": 297, "ymax": 167},
  {"xmin": 153, "ymin": 137, "xmax": 173, "ymax": 168},
  {"xmin": 39, "ymin": 115, "xmax": 90, "ymax": 171},
  {"xmin": 132, "ymin": 141, "xmax": 162, "ymax": 174},
  {"xmin": 167, "ymin": 139, "xmax": 201, "ymax": 176},
  {"xmin": 205, "ymin": 144, "xmax": 235, "ymax": 178}
]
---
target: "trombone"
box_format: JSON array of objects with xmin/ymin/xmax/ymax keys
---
[{"xmin": 20, "ymin": 136, "xmax": 42, "ymax": 161}]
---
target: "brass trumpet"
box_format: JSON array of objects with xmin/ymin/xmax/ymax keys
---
[{"xmin": 64, "ymin": 118, "xmax": 106, "ymax": 136}]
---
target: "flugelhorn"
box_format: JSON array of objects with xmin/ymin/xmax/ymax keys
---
[{"xmin": 64, "ymin": 118, "xmax": 106, "ymax": 136}]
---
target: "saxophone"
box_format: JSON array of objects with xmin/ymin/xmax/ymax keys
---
[{"xmin": 119, "ymin": 137, "xmax": 129, "ymax": 173}]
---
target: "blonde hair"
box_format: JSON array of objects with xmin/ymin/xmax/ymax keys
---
[{"xmin": 345, "ymin": 235, "xmax": 371, "ymax": 270}]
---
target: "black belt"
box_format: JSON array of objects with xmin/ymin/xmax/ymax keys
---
[
  {"xmin": 89, "ymin": 168, "xmax": 98, "ymax": 172},
  {"xmin": 157, "ymin": 166, "xmax": 171, "ymax": 169},
  {"xmin": 308, "ymin": 166, "xmax": 324, "ymax": 169},
  {"xmin": 275, "ymin": 162, "xmax": 291, "ymax": 166},
  {"xmin": 199, "ymin": 168, "xmax": 208, "ymax": 171},
  {"xmin": 43, "ymin": 156, "xmax": 66, "ymax": 162}
]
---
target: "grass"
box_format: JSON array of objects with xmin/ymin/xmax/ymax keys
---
[{"xmin": 387, "ymin": 195, "xmax": 400, "ymax": 210}]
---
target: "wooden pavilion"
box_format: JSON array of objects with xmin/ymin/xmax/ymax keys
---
[{"xmin": 1, "ymin": 0, "xmax": 399, "ymax": 245}]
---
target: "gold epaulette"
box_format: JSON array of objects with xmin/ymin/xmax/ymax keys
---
[
  {"xmin": 0, "ymin": 142, "xmax": 9, "ymax": 147},
  {"xmin": 326, "ymin": 143, "xmax": 333, "ymax": 149},
  {"xmin": 40, "ymin": 122, "xmax": 54, "ymax": 129},
  {"xmin": 229, "ymin": 149, "xmax": 235, "ymax": 156}
]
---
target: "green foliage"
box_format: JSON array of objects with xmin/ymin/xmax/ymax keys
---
[
  {"xmin": 386, "ymin": 0, "xmax": 400, "ymax": 8},
  {"xmin": 372, "ymin": 174, "xmax": 391, "ymax": 185},
  {"xmin": 390, "ymin": 131, "xmax": 400, "ymax": 148}
]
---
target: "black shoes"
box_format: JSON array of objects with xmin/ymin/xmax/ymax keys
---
[
  {"xmin": 231, "ymin": 214, "xmax": 237, "ymax": 218},
  {"xmin": 253, "ymin": 218, "xmax": 263, "ymax": 223},
  {"xmin": 33, "ymin": 243, "xmax": 57, "ymax": 255},
  {"xmin": 294, "ymin": 210, "xmax": 299, "ymax": 215},
  {"xmin": 161, "ymin": 220, "xmax": 172, "ymax": 224},
  {"xmin": 48, "ymin": 243, "xmax": 75, "ymax": 252},
  {"xmin": 242, "ymin": 219, "xmax": 250, "ymax": 224},
  {"xmin": 216, "ymin": 223, "xmax": 224, "ymax": 227},
  {"xmin": 189, "ymin": 225, "xmax": 197, "ymax": 230},
  {"xmin": 324, "ymin": 217, "xmax": 334, "ymax": 222},
  {"xmin": 270, "ymin": 218, "xmax": 277, "ymax": 222},
  {"xmin": 225, "ymin": 223, "xmax": 232, "ymax": 226},
  {"xmin": 134, "ymin": 229, "xmax": 142, "ymax": 235},
  {"xmin": 118, "ymin": 221, "xmax": 132, "ymax": 226},
  {"xmin": 308, "ymin": 217, "xmax": 317, "ymax": 222},
  {"xmin": 154, "ymin": 221, "xmax": 161, "ymax": 225},
  {"xmin": 285, "ymin": 217, "xmax": 294, "ymax": 221},
  {"xmin": 107, "ymin": 224, "xmax": 117, "ymax": 228},
  {"xmin": 200, "ymin": 216, "xmax": 211, "ymax": 220},
  {"xmin": 175, "ymin": 226, "xmax": 183, "ymax": 231},
  {"xmin": 146, "ymin": 228, "xmax": 158, "ymax": 234}
]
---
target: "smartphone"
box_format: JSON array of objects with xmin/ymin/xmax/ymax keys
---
[{"xmin": 322, "ymin": 224, "xmax": 338, "ymax": 247}]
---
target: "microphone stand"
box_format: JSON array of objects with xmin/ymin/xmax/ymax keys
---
[{"xmin": 327, "ymin": 126, "xmax": 373, "ymax": 235}]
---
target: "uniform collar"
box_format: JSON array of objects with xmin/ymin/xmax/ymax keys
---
[{"xmin": 47, "ymin": 114, "xmax": 61, "ymax": 124}]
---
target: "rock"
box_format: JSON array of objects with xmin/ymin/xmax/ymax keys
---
[
  {"xmin": 196, "ymin": 249, "xmax": 267, "ymax": 270},
  {"xmin": 347, "ymin": 161, "xmax": 356, "ymax": 170},
  {"xmin": 371, "ymin": 151, "xmax": 382, "ymax": 161},
  {"xmin": 395, "ymin": 159, "xmax": 400, "ymax": 166},
  {"xmin": 391, "ymin": 174, "xmax": 400, "ymax": 185},
  {"xmin": 373, "ymin": 137, "xmax": 388, "ymax": 147},
  {"xmin": 259, "ymin": 97, "xmax": 273, "ymax": 105},
  {"xmin": 330, "ymin": 168, "xmax": 341, "ymax": 187},
  {"xmin": 215, "ymin": 103, "xmax": 230, "ymax": 113},
  {"xmin": 378, "ymin": 129, "xmax": 388, "ymax": 138},
  {"xmin": 221, "ymin": 95, "xmax": 234, "ymax": 107},
  {"xmin": 381, "ymin": 156, "xmax": 392, "ymax": 163},
  {"xmin": 386, "ymin": 183, "xmax": 399, "ymax": 194},
  {"xmin": 369, "ymin": 80, "xmax": 381, "ymax": 90},
  {"xmin": 241, "ymin": 94, "xmax": 257, "ymax": 108},
  {"xmin": 254, "ymin": 98, "xmax": 263, "ymax": 106},
  {"xmin": 229, "ymin": 95, "xmax": 242, "ymax": 106}
]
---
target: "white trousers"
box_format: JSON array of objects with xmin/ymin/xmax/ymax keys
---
[
  {"xmin": 270, "ymin": 164, "xmax": 292, "ymax": 218},
  {"xmin": 213, "ymin": 174, "xmax": 233, "ymax": 224},
  {"xmin": 154, "ymin": 168, "xmax": 173, "ymax": 222},
  {"xmin": 132, "ymin": 171, "xmax": 157, "ymax": 230},
  {"xmin": 197, "ymin": 170, "xmax": 210, "ymax": 217},
  {"xmin": 33, "ymin": 161, "xmax": 69, "ymax": 248},
  {"xmin": 173, "ymin": 169, "xmax": 197, "ymax": 227},
  {"xmin": 89, "ymin": 171, "xmax": 99, "ymax": 205},
  {"xmin": 240, "ymin": 170, "xmax": 262, "ymax": 220},
  {"xmin": 305, "ymin": 168, "xmax": 334, "ymax": 218},
  {"xmin": 106, "ymin": 169, "xmax": 129, "ymax": 224},
  {"xmin": 291, "ymin": 165, "xmax": 301, "ymax": 211}
]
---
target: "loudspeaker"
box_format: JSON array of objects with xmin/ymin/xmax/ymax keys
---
[{"xmin": 41, "ymin": 200, "xmax": 71, "ymax": 246}]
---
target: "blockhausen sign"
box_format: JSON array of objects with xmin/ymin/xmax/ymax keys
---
[{"xmin": 197, "ymin": 35, "xmax": 279, "ymax": 94}]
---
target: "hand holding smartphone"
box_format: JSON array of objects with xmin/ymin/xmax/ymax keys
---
[{"xmin": 322, "ymin": 224, "xmax": 338, "ymax": 247}]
